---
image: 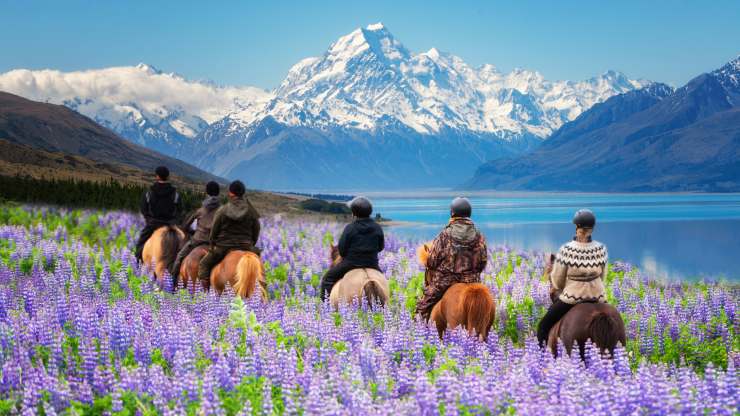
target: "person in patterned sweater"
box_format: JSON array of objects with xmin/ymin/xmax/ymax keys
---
[
  {"xmin": 536, "ymin": 209, "xmax": 609, "ymax": 347},
  {"xmin": 415, "ymin": 197, "xmax": 488, "ymax": 321}
]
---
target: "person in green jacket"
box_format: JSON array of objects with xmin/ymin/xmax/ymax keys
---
[{"xmin": 197, "ymin": 180, "xmax": 260, "ymax": 282}]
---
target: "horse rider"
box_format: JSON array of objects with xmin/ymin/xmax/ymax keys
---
[
  {"xmin": 415, "ymin": 197, "xmax": 488, "ymax": 321},
  {"xmin": 197, "ymin": 180, "xmax": 261, "ymax": 283},
  {"xmin": 135, "ymin": 166, "xmax": 182, "ymax": 263},
  {"xmin": 169, "ymin": 181, "xmax": 222, "ymax": 281},
  {"xmin": 320, "ymin": 196, "xmax": 384, "ymax": 301},
  {"xmin": 536, "ymin": 209, "xmax": 609, "ymax": 348}
]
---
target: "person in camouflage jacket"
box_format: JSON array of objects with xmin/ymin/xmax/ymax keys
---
[{"xmin": 415, "ymin": 198, "xmax": 488, "ymax": 321}]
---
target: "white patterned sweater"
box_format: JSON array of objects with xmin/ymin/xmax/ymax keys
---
[{"xmin": 550, "ymin": 240, "xmax": 608, "ymax": 304}]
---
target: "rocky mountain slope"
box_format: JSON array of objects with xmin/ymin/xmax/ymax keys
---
[
  {"xmin": 466, "ymin": 57, "xmax": 740, "ymax": 192},
  {"xmin": 0, "ymin": 91, "xmax": 220, "ymax": 183}
]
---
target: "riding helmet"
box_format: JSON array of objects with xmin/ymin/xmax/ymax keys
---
[
  {"xmin": 572, "ymin": 209, "xmax": 596, "ymax": 228},
  {"xmin": 450, "ymin": 197, "xmax": 472, "ymax": 218},
  {"xmin": 348, "ymin": 196, "xmax": 373, "ymax": 218}
]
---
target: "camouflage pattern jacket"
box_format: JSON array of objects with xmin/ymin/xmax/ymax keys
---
[{"xmin": 425, "ymin": 217, "xmax": 488, "ymax": 287}]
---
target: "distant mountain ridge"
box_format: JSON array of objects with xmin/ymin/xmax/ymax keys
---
[
  {"xmin": 0, "ymin": 64, "xmax": 270, "ymax": 156},
  {"xmin": 466, "ymin": 56, "xmax": 740, "ymax": 192},
  {"xmin": 0, "ymin": 91, "xmax": 220, "ymax": 183},
  {"xmin": 0, "ymin": 23, "xmax": 648, "ymax": 189}
]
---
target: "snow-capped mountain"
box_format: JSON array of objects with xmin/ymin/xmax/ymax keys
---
[
  {"xmin": 467, "ymin": 55, "xmax": 740, "ymax": 192},
  {"xmin": 192, "ymin": 23, "xmax": 647, "ymax": 189},
  {"xmin": 218, "ymin": 23, "xmax": 646, "ymax": 139},
  {"xmin": 0, "ymin": 63, "xmax": 270, "ymax": 155},
  {"xmin": 0, "ymin": 23, "xmax": 648, "ymax": 189}
]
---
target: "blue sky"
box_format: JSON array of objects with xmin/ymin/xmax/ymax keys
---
[{"xmin": 1, "ymin": 0, "xmax": 738, "ymax": 89}]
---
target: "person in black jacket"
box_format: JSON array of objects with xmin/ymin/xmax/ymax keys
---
[
  {"xmin": 320, "ymin": 196, "xmax": 384, "ymax": 301},
  {"xmin": 169, "ymin": 181, "xmax": 222, "ymax": 280},
  {"xmin": 197, "ymin": 180, "xmax": 261, "ymax": 282},
  {"xmin": 134, "ymin": 166, "xmax": 182, "ymax": 262}
]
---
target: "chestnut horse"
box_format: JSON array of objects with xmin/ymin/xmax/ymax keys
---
[
  {"xmin": 178, "ymin": 245, "xmax": 267, "ymax": 300},
  {"xmin": 178, "ymin": 245, "xmax": 209, "ymax": 292},
  {"xmin": 546, "ymin": 289, "xmax": 626, "ymax": 358},
  {"xmin": 417, "ymin": 242, "xmax": 495, "ymax": 340},
  {"xmin": 142, "ymin": 226, "xmax": 185, "ymax": 286},
  {"xmin": 328, "ymin": 246, "xmax": 389, "ymax": 308}
]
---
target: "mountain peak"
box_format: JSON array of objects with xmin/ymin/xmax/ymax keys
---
[
  {"xmin": 423, "ymin": 47, "xmax": 442, "ymax": 59},
  {"xmin": 601, "ymin": 69, "xmax": 623, "ymax": 78},
  {"xmin": 711, "ymin": 54, "xmax": 740, "ymax": 95},
  {"xmin": 135, "ymin": 63, "xmax": 161, "ymax": 75},
  {"xmin": 327, "ymin": 24, "xmax": 410, "ymax": 64},
  {"xmin": 712, "ymin": 55, "xmax": 740, "ymax": 76},
  {"xmin": 729, "ymin": 54, "xmax": 740, "ymax": 68}
]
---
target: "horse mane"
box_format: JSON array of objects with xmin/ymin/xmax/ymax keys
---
[
  {"xmin": 416, "ymin": 241, "xmax": 432, "ymax": 266},
  {"xmin": 160, "ymin": 226, "xmax": 183, "ymax": 273},
  {"xmin": 362, "ymin": 279, "xmax": 386, "ymax": 307},
  {"xmin": 233, "ymin": 252, "xmax": 265, "ymax": 300},
  {"xmin": 462, "ymin": 284, "xmax": 495, "ymax": 340}
]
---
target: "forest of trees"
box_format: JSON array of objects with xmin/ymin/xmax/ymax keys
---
[
  {"xmin": 298, "ymin": 198, "xmax": 351, "ymax": 214},
  {"xmin": 0, "ymin": 175, "xmax": 203, "ymax": 213}
]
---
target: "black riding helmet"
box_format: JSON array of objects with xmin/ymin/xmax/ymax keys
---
[
  {"xmin": 573, "ymin": 209, "xmax": 596, "ymax": 228},
  {"xmin": 450, "ymin": 197, "xmax": 472, "ymax": 218},
  {"xmin": 348, "ymin": 196, "xmax": 372, "ymax": 218}
]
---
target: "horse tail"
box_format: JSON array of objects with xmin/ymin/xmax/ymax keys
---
[
  {"xmin": 160, "ymin": 226, "xmax": 182, "ymax": 272},
  {"xmin": 588, "ymin": 311, "xmax": 622, "ymax": 355},
  {"xmin": 463, "ymin": 284, "xmax": 495, "ymax": 339},
  {"xmin": 362, "ymin": 279, "xmax": 386, "ymax": 307},
  {"xmin": 233, "ymin": 252, "xmax": 264, "ymax": 300}
]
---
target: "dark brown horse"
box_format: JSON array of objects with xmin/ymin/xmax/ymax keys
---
[
  {"xmin": 142, "ymin": 226, "xmax": 186, "ymax": 285},
  {"xmin": 546, "ymin": 301, "xmax": 626, "ymax": 358},
  {"xmin": 328, "ymin": 246, "xmax": 389, "ymax": 308},
  {"xmin": 417, "ymin": 242, "xmax": 496, "ymax": 340}
]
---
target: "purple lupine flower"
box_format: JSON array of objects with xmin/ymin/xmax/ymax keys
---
[{"xmin": 0, "ymin": 208, "xmax": 737, "ymax": 415}]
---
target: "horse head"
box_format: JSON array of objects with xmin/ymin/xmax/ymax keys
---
[
  {"xmin": 330, "ymin": 245, "xmax": 341, "ymax": 266},
  {"xmin": 416, "ymin": 241, "xmax": 433, "ymax": 267},
  {"xmin": 544, "ymin": 252, "xmax": 561, "ymax": 302}
]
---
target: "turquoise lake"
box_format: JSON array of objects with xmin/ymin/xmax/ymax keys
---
[{"xmin": 362, "ymin": 192, "xmax": 740, "ymax": 281}]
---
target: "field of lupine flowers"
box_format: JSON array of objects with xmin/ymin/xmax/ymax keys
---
[{"xmin": 0, "ymin": 205, "xmax": 737, "ymax": 415}]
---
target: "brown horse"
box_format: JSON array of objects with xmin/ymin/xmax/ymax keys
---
[
  {"xmin": 328, "ymin": 246, "xmax": 389, "ymax": 308},
  {"xmin": 546, "ymin": 297, "xmax": 626, "ymax": 358},
  {"xmin": 178, "ymin": 245, "xmax": 209, "ymax": 292},
  {"xmin": 544, "ymin": 256, "xmax": 626, "ymax": 357},
  {"xmin": 417, "ymin": 242, "xmax": 496, "ymax": 340},
  {"xmin": 142, "ymin": 226, "xmax": 185, "ymax": 286},
  {"xmin": 178, "ymin": 245, "xmax": 267, "ymax": 300}
]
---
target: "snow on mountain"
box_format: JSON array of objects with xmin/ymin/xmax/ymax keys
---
[
  {"xmin": 221, "ymin": 23, "xmax": 647, "ymax": 140},
  {"xmin": 0, "ymin": 23, "xmax": 650, "ymax": 189},
  {"xmin": 712, "ymin": 55, "xmax": 740, "ymax": 104},
  {"xmin": 466, "ymin": 55, "xmax": 740, "ymax": 192},
  {"xmin": 0, "ymin": 64, "xmax": 270, "ymax": 154}
]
